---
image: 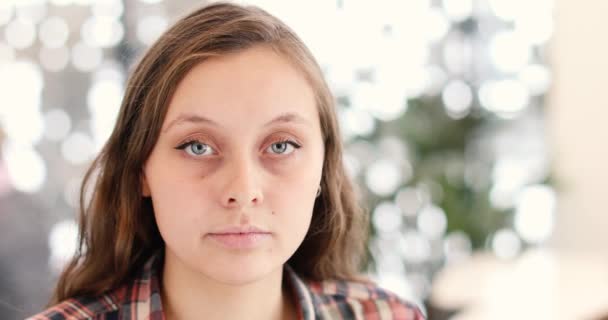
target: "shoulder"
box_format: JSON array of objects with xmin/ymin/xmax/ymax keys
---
[
  {"xmin": 25, "ymin": 291, "xmax": 123, "ymax": 320},
  {"xmin": 306, "ymin": 278, "xmax": 426, "ymax": 320}
]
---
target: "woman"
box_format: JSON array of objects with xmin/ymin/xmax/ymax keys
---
[{"xmin": 28, "ymin": 2, "xmax": 425, "ymax": 319}]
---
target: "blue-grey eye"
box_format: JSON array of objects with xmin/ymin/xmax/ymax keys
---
[
  {"xmin": 267, "ymin": 140, "xmax": 300, "ymax": 155},
  {"xmin": 176, "ymin": 140, "xmax": 213, "ymax": 157},
  {"xmin": 188, "ymin": 142, "xmax": 208, "ymax": 155},
  {"xmin": 272, "ymin": 142, "xmax": 288, "ymax": 153}
]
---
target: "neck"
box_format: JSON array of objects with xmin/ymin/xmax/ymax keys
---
[{"xmin": 160, "ymin": 252, "xmax": 297, "ymax": 320}]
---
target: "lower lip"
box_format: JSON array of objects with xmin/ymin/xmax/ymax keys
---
[{"xmin": 206, "ymin": 232, "xmax": 272, "ymax": 249}]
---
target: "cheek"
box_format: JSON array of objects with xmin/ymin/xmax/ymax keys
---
[
  {"xmin": 269, "ymin": 146, "xmax": 323, "ymax": 227},
  {"xmin": 271, "ymin": 178, "xmax": 317, "ymax": 235},
  {"xmin": 144, "ymin": 147, "xmax": 209, "ymax": 204},
  {"xmin": 144, "ymin": 161, "xmax": 209, "ymax": 240},
  {"xmin": 151, "ymin": 189, "xmax": 201, "ymax": 237}
]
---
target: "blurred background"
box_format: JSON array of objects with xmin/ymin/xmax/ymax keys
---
[{"xmin": 0, "ymin": 0, "xmax": 606, "ymax": 319}]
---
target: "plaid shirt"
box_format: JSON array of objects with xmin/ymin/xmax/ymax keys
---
[{"xmin": 27, "ymin": 251, "xmax": 425, "ymax": 320}]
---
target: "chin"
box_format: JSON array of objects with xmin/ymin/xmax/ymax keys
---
[{"xmin": 202, "ymin": 259, "xmax": 280, "ymax": 286}]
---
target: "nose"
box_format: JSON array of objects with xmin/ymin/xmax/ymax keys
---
[{"xmin": 220, "ymin": 155, "xmax": 264, "ymax": 209}]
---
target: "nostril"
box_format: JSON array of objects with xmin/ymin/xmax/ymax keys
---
[{"xmin": 224, "ymin": 192, "xmax": 262, "ymax": 208}]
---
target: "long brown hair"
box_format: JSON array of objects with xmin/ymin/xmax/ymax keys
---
[{"xmin": 49, "ymin": 2, "xmax": 369, "ymax": 305}]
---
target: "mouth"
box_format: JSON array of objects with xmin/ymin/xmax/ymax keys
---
[
  {"xmin": 206, "ymin": 226, "xmax": 272, "ymax": 250},
  {"xmin": 209, "ymin": 225, "xmax": 271, "ymax": 234}
]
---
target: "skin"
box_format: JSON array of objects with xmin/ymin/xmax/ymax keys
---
[{"xmin": 141, "ymin": 45, "xmax": 325, "ymax": 320}]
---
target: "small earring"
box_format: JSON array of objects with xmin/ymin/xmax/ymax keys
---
[{"xmin": 316, "ymin": 185, "xmax": 322, "ymax": 198}]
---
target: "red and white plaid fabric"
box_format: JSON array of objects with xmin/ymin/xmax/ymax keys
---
[{"xmin": 28, "ymin": 250, "xmax": 425, "ymax": 320}]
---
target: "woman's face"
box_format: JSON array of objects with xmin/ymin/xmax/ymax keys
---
[{"xmin": 142, "ymin": 45, "xmax": 324, "ymax": 285}]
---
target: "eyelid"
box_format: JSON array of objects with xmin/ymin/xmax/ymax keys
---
[
  {"xmin": 265, "ymin": 138, "xmax": 301, "ymax": 155},
  {"xmin": 175, "ymin": 133, "xmax": 218, "ymax": 151},
  {"xmin": 175, "ymin": 139, "xmax": 205, "ymax": 151},
  {"xmin": 175, "ymin": 139, "xmax": 217, "ymax": 157}
]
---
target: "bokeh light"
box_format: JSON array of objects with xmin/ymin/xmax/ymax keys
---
[
  {"xmin": 338, "ymin": 107, "xmax": 376, "ymax": 139},
  {"xmin": 442, "ymin": 79, "xmax": 473, "ymax": 119},
  {"xmin": 365, "ymin": 158, "xmax": 403, "ymax": 196},
  {"xmin": 488, "ymin": 0, "xmax": 524, "ymax": 21},
  {"xmin": 351, "ymin": 81, "xmax": 409, "ymax": 122},
  {"xmin": 43, "ymin": 108, "xmax": 72, "ymax": 142},
  {"xmin": 442, "ymin": 0, "xmax": 473, "ymax": 22},
  {"xmin": 492, "ymin": 228, "xmax": 522, "ymax": 259},
  {"xmin": 87, "ymin": 78, "xmax": 123, "ymax": 148},
  {"xmin": 489, "ymin": 31, "xmax": 531, "ymax": 73},
  {"xmin": 478, "ymin": 79, "xmax": 530, "ymax": 117},
  {"xmin": 5, "ymin": 18, "xmax": 37, "ymax": 49},
  {"xmin": 48, "ymin": 219, "xmax": 79, "ymax": 274},
  {"xmin": 400, "ymin": 230, "xmax": 432, "ymax": 264},
  {"xmin": 395, "ymin": 187, "xmax": 426, "ymax": 218},
  {"xmin": 518, "ymin": 64, "xmax": 552, "ymax": 96},
  {"xmin": 60, "ymin": 131, "xmax": 95, "ymax": 164},
  {"xmin": 342, "ymin": 151, "xmax": 361, "ymax": 179},
  {"xmin": 39, "ymin": 16, "xmax": 70, "ymax": 48},
  {"xmin": 514, "ymin": 185, "xmax": 556, "ymax": 244},
  {"xmin": 372, "ymin": 201, "xmax": 404, "ymax": 234},
  {"xmin": 71, "ymin": 41, "xmax": 103, "ymax": 71},
  {"xmin": 91, "ymin": 0, "xmax": 124, "ymax": 19},
  {"xmin": 136, "ymin": 15, "xmax": 168, "ymax": 45},
  {"xmin": 0, "ymin": 3, "xmax": 14, "ymax": 26},
  {"xmin": 443, "ymin": 35, "xmax": 472, "ymax": 75},
  {"xmin": 81, "ymin": 16, "xmax": 124, "ymax": 48},
  {"xmin": 2, "ymin": 142, "xmax": 47, "ymax": 193},
  {"xmin": 417, "ymin": 204, "xmax": 448, "ymax": 240},
  {"xmin": 14, "ymin": 0, "xmax": 47, "ymax": 24},
  {"xmin": 63, "ymin": 176, "xmax": 82, "ymax": 208},
  {"xmin": 0, "ymin": 60, "xmax": 45, "ymax": 144},
  {"xmin": 39, "ymin": 46, "xmax": 70, "ymax": 72},
  {"xmin": 0, "ymin": 42, "xmax": 16, "ymax": 63},
  {"xmin": 49, "ymin": 0, "xmax": 73, "ymax": 6},
  {"xmin": 444, "ymin": 231, "xmax": 473, "ymax": 263}
]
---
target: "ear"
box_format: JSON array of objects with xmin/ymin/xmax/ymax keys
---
[{"xmin": 141, "ymin": 172, "xmax": 151, "ymax": 197}]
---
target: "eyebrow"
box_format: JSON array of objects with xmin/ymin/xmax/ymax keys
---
[{"xmin": 163, "ymin": 111, "xmax": 312, "ymax": 133}]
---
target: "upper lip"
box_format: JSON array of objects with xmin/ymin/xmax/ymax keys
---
[{"xmin": 208, "ymin": 225, "xmax": 271, "ymax": 235}]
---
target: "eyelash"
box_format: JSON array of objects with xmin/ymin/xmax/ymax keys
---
[{"xmin": 174, "ymin": 138, "xmax": 302, "ymax": 157}]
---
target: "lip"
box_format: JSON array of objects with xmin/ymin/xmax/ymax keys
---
[
  {"xmin": 208, "ymin": 225, "xmax": 271, "ymax": 235},
  {"xmin": 206, "ymin": 225, "xmax": 272, "ymax": 250}
]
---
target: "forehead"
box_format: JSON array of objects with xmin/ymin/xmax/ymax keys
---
[{"xmin": 163, "ymin": 45, "xmax": 318, "ymax": 130}]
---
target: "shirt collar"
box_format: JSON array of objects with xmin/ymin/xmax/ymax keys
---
[
  {"xmin": 124, "ymin": 249, "xmax": 317, "ymax": 320},
  {"xmin": 284, "ymin": 264, "xmax": 316, "ymax": 320}
]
